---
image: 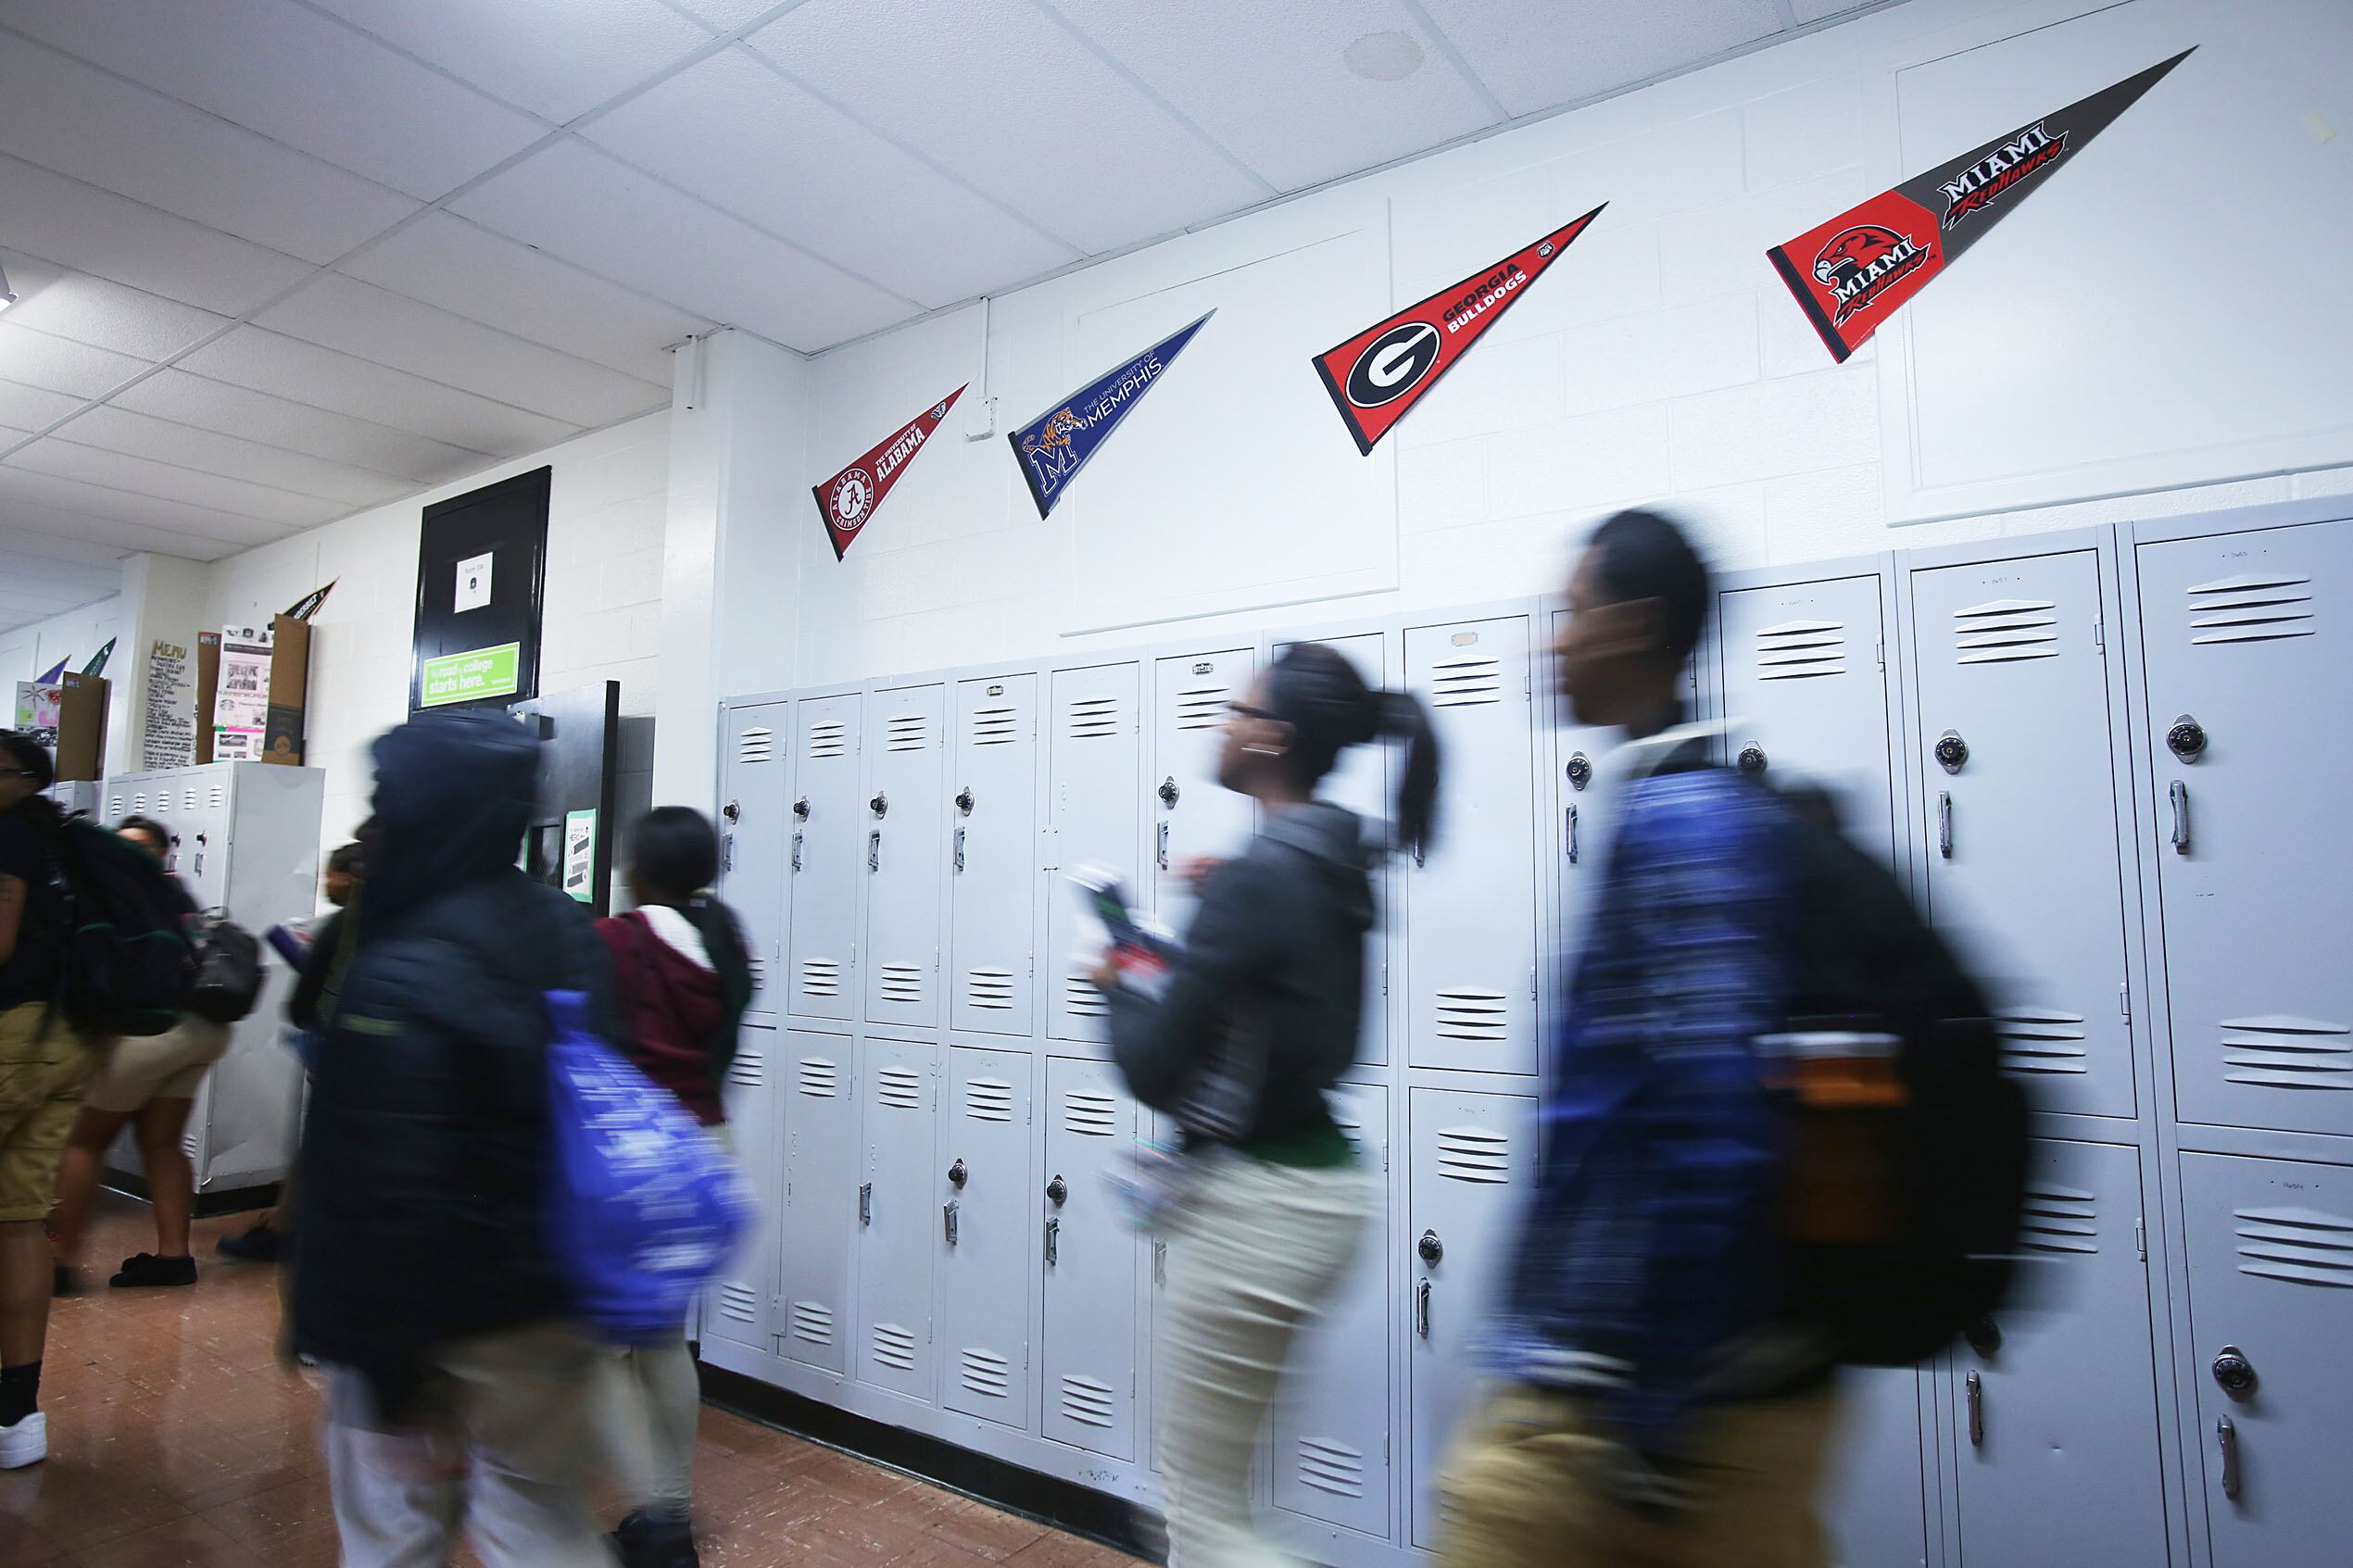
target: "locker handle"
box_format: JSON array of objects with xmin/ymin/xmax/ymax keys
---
[
  {"xmin": 1966, "ymin": 1370, "xmax": 1983, "ymax": 1446},
  {"xmin": 1044, "ymin": 1215, "xmax": 1060, "ymax": 1266},
  {"xmin": 943, "ymin": 1200, "xmax": 959, "ymax": 1246},
  {"xmin": 2170, "ymin": 780, "xmax": 2191, "ymax": 854},
  {"xmin": 953, "ymin": 825, "xmax": 966, "ymax": 874},
  {"xmin": 1416, "ymin": 1279, "xmax": 1431, "ymax": 1338},
  {"xmin": 791, "ymin": 831, "xmax": 803, "ymax": 873},
  {"xmin": 723, "ymin": 834, "xmax": 735, "ymax": 872},
  {"xmin": 859, "ymin": 1182, "xmax": 873, "ymax": 1226},
  {"xmin": 1157, "ymin": 820, "xmax": 1170, "ymax": 872},
  {"xmin": 1565, "ymin": 803, "xmax": 1579, "ymax": 864},
  {"xmin": 868, "ymin": 830, "xmax": 881, "ymax": 872},
  {"xmin": 2217, "ymin": 1415, "xmax": 2239, "ymax": 1500},
  {"xmin": 1153, "ymin": 1240, "xmax": 1167, "ymax": 1286},
  {"xmin": 1938, "ymin": 791, "xmax": 1953, "ymax": 859}
]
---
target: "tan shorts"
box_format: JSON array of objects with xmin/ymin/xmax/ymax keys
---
[
  {"xmin": 86, "ymin": 1016, "xmax": 232, "ymax": 1113},
  {"xmin": 0, "ymin": 1001, "xmax": 99, "ymax": 1222}
]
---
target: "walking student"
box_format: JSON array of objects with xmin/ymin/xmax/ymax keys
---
[
  {"xmin": 1096, "ymin": 643, "xmax": 1441, "ymax": 1567},
  {"xmin": 594, "ymin": 807, "xmax": 753, "ymax": 1568}
]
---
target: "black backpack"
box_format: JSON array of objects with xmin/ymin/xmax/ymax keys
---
[
  {"xmin": 43, "ymin": 817, "xmax": 201, "ymax": 1036},
  {"xmin": 187, "ymin": 916, "xmax": 264, "ymax": 1023}
]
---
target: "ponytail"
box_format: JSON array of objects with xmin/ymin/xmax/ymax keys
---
[
  {"xmin": 1377, "ymin": 691, "xmax": 1441, "ymax": 862},
  {"xmin": 1261, "ymin": 644, "xmax": 1442, "ymax": 862}
]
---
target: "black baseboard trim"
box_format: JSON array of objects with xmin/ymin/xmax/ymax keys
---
[
  {"xmin": 101, "ymin": 1177, "xmax": 279, "ymax": 1219},
  {"xmin": 695, "ymin": 1361, "xmax": 1162, "ymax": 1562}
]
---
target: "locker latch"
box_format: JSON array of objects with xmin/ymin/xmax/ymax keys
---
[
  {"xmin": 1044, "ymin": 1216, "xmax": 1060, "ymax": 1266},
  {"xmin": 859, "ymin": 1182, "xmax": 873, "ymax": 1226},
  {"xmin": 1966, "ymin": 1370, "xmax": 1983, "ymax": 1446},
  {"xmin": 1565, "ymin": 803, "xmax": 1579, "ymax": 864},
  {"xmin": 943, "ymin": 1201, "xmax": 959, "ymax": 1246},
  {"xmin": 867, "ymin": 830, "xmax": 881, "ymax": 872}
]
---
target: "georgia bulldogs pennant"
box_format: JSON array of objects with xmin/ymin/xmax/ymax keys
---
[
  {"xmin": 812, "ymin": 385, "xmax": 967, "ymax": 560},
  {"xmin": 1768, "ymin": 47, "xmax": 2193, "ymax": 363},
  {"xmin": 1314, "ymin": 206, "xmax": 1604, "ymax": 455}
]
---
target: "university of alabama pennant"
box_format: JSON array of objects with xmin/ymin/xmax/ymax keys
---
[
  {"xmin": 1010, "ymin": 314, "xmax": 1212, "ymax": 520},
  {"xmin": 1768, "ymin": 47, "xmax": 2194, "ymax": 363},
  {"xmin": 812, "ymin": 385, "xmax": 967, "ymax": 560},
  {"xmin": 1313, "ymin": 206, "xmax": 1604, "ymax": 455}
]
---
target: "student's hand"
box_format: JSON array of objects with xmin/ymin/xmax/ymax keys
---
[
  {"xmin": 1087, "ymin": 953, "xmax": 1122, "ymax": 993},
  {"xmin": 1174, "ymin": 855, "xmax": 1223, "ymax": 892}
]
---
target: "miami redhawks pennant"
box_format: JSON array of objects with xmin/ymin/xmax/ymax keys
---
[
  {"xmin": 1313, "ymin": 205, "xmax": 1605, "ymax": 455},
  {"xmin": 812, "ymin": 385, "xmax": 967, "ymax": 560},
  {"xmin": 1768, "ymin": 47, "xmax": 2193, "ymax": 363}
]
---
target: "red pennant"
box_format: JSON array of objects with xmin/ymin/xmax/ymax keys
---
[
  {"xmin": 812, "ymin": 385, "xmax": 968, "ymax": 559},
  {"xmin": 1312, "ymin": 206, "xmax": 1604, "ymax": 455}
]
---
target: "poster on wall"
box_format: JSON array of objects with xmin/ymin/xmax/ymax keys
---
[
  {"xmin": 411, "ymin": 467, "xmax": 549, "ymax": 714},
  {"xmin": 812, "ymin": 384, "xmax": 968, "ymax": 559},
  {"xmin": 1766, "ymin": 47, "xmax": 2194, "ymax": 364},
  {"xmin": 12, "ymin": 682, "xmax": 60, "ymax": 750},
  {"xmin": 143, "ymin": 638, "xmax": 195, "ymax": 771},
  {"xmin": 1313, "ymin": 205, "xmax": 1605, "ymax": 455},
  {"xmin": 1010, "ymin": 313, "xmax": 1212, "ymax": 520},
  {"xmin": 213, "ymin": 624, "xmax": 272, "ymax": 762}
]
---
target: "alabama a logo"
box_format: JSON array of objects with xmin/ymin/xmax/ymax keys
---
[
  {"xmin": 808, "ymin": 385, "xmax": 967, "ymax": 560},
  {"xmin": 827, "ymin": 468, "xmax": 875, "ymax": 531}
]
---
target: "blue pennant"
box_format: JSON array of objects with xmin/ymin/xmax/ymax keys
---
[{"xmin": 1009, "ymin": 312, "xmax": 1212, "ymax": 520}]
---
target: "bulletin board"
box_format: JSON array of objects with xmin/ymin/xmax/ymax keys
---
[{"xmin": 410, "ymin": 466, "xmax": 551, "ymax": 714}]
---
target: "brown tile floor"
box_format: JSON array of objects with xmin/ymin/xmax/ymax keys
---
[{"xmin": 2, "ymin": 1195, "xmax": 1143, "ymax": 1567}]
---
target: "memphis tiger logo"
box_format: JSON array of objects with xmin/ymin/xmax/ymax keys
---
[
  {"xmin": 1812, "ymin": 224, "xmax": 1929, "ymax": 326},
  {"xmin": 1939, "ymin": 122, "xmax": 2069, "ymax": 230}
]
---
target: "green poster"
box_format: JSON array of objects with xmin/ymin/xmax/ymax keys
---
[
  {"xmin": 562, "ymin": 809, "xmax": 597, "ymax": 904},
  {"xmin": 419, "ymin": 642, "xmax": 521, "ymax": 708}
]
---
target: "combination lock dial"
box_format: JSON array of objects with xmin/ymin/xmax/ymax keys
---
[
  {"xmin": 1566, "ymin": 751, "xmax": 1592, "ymax": 790},
  {"xmin": 1736, "ymin": 742, "xmax": 1768, "ymax": 776},
  {"xmin": 1045, "ymin": 1174, "xmax": 1068, "ymax": 1206},
  {"xmin": 948, "ymin": 1160, "xmax": 968, "ymax": 1189},
  {"xmin": 2211, "ymin": 1346, "xmax": 2256, "ymax": 1395},
  {"xmin": 1935, "ymin": 731, "xmax": 1969, "ymax": 774},
  {"xmin": 1416, "ymin": 1230, "xmax": 1443, "ymax": 1265},
  {"xmin": 2168, "ymin": 715, "xmax": 2208, "ymax": 763}
]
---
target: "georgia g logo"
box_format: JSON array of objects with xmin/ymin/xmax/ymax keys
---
[
  {"xmin": 1345, "ymin": 321, "xmax": 1441, "ymax": 408},
  {"xmin": 827, "ymin": 467, "xmax": 875, "ymax": 531},
  {"xmin": 1811, "ymin": 224, "xmax": 1928, "ymax": 325}
]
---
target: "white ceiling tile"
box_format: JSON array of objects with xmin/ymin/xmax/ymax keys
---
[
  {"xmin": 0, "ymin": 466, "xmax": 281, "ymax": 552},
  {"xmin": 255, "ymin": 273, "xmax": 666, "ymax": 428},
  {"xmin": 749, "ymin": 0, "xmax": 1268, "ymax": 257},
  {"xmin": 307, "ymin": 0, "xmax": 713, "ymax": 124},
  {"xmin": 112, "ymin": 369, "xmax": 494, "ymax": 484},
  {"xmin": 449, "ymin": 139, "xmax": 912, "ymax": 351},
  {"xmin": 0, "ymin": 35, "xmax": 420, "ymax": 264},
  {"xmin": 339, "ymin": 213, "xmax": 705, "ymax": 383},
  {"xmin": 9, "ymin": 437, "xmax": 342, "ymax": 530},
  {"xmin": 0, "ymin": 578, "xmax": 96, "ymax": 615},
  {"xmin": 54, "ymin": 406, "xmax": 412, "ymax": 508},
  {"xmin": 0, "ymin": 326, "xmax": 146, "ymax": 400},
  {"xmin": 178, "ymin": 326, "xmax": 582, "ymax": 456},
  {"xmin": 1051, "ymin": 0, "xmax": 1501, "ymax": 193},
  {"xmin": 0, "ymin": 250, "xmax": 231, "ymax": 360},
  {"xmin": 0, "ymin": 524, "xmax": 135, "ymax": 573},
  {"xmin": 1792, "ymin": 0, "xmax": 1878, "ymax": 20},
  {"xmin": 0, "ymin": 545, "xmax": 125, "ymax": 596},
  {"xmin": 0, "ymin": 156, "xmax": 316, "ymax": 317},
  {"xmin": 666, "ymin": 0, "xmax": 781, "ymax": 29},
  {"xmin": 585, "ymin": 47, "xmax": 1078, "ymax": 307},
  {"xmin": 0, "ymin": 380, "xmax": 85, "ymax": 433},
  {"xmin": 1, "ymin": 0, "xmax": 547, "ymax": 200},
  {"xmin": 1416, "ymin": 0, "xmax": 1785, "ymax": 119}
]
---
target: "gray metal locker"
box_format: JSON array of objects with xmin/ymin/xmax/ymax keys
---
[
  {"xmin": 1045, "ymin": 664, "xmax": 1142, "ymax": 1045},
  {"xmin": 862, "ymin": 684, "xmax": 948, "ymax": 1031},
  {"xmin": 950, "ymin": 673, "xmax": 1038, "ymax": 1037},
  {"xmin": 1819, "ymin": 1371, "xmax": 1931, "ymax": 1568},
  {"xmin": 1952, "ymin": 1138, "xmax": 2166, "ymax": 1568},
  {"xmin": 1039, "ymin": 1058, "xmax": 1139, "ymax": 1461},
  {"xmin": 1715, "ymin": 571, "xmax": 1898, "ymax": 866},
  {"xmin": 719, "ymin": 702, "xmax": 788, "ymax": 1013},
  {"xmin": 940, "ymin": 1047, "xmax": 1033, "ymax": 1428},
  {"xmin": 787, "ymin": 693, "xmax": 862, "ymax": 1022},
  {"xmin": 1278, "ymin": 631, "xmax": 1390, "ymax": 1067},
  {"xmin": 778, "ymin": 1028, "xmax": 859, "ymax": 1375},
  {"xmin": 1272, "ymin": 1083, "xmax": 1391, "ymax": 1540},
  {"xmin": 1150, "ymin": 646, "xmax": 1257, "ymax": 937},
  {"xmin": 855, "ymin": 1037, "xmax": 937, "ymax": 1404},
  {"xmin": 2136, "ymin": 519, "xmax": 2353, "ymax": 1135},
  {"xmin": 704, "ymin": 1022, "xmax": 777, "ymax": 1353},
  {"xmin": 1546, "ymin": 607, "xmax": 1626, "ymax": 955},
  {"xmin": 1407, "ymin": 1086, "xmax": 1536, "ymax": 1549},
  {"xmin": 1909, "ymin": 550, "xmax": 2135, "ymax": 1118},
  {"xmin": 2178, "ymin": 1151, "xmax": 2353, "ymax": 1568},
  {"xmin": 1403, "ymin": 616, "xmax": 1538, "ymax": 1075}
]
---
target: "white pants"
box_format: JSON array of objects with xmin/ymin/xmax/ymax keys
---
[{"xmin": 1157, "ymin": 1152, "xmax": 1369, "ymax": 1568}]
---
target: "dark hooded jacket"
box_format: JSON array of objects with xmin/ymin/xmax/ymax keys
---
[
  {"xmin": 292, "ymin": 711, "xmax": 620, "ymax": 1411},
  {"xmin": 1106, "ymin": 800, "xmax": 1374, "ymax": 1146}
]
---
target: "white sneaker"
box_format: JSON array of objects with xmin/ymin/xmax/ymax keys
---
[{"xmin": 0, "ymin": 1411, "xmax": 46, "ymax": 1469}]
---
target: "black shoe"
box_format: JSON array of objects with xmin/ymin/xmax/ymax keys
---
[
  {"xmin": 218, "ymin": 1224, "xmax": 283, "ymax": 1263},
  {"xmin": 109, "ymin": 1253, "xmax": 197, "ymax": 1288},
  {"xmin": 613, "ymin": 1510, "xmax": 699, "ymax": 1568},
  {"xmin": 52, "ymin": 1264, "xmax": 82, "ymax": 1298}
]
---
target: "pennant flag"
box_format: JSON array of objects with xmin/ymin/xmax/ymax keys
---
[
  {"xmin": 283, "ymin": 580, "xmax": 338, "ymax": 622},
  {"xmin": 34, "ymin": 659, "xmax": 67, "ymax": 684},
  {"xmin": 1011, "ymin": 314, "xmax": 1212, "ymax": 519},
  {"xmin": 80, "ymin": 638, "xmax": 115, "ymax": 677},
  {"xmin": 1313, "ymin": 206, "xmax": 1604, "ymax": 455},
  {"xmin": 811, "ymin": 385, "xmax": 968, "ymax": 560},
  {"xmin": 1768, "ymin": 47, "xmax": 2194, "ymax": 363}
]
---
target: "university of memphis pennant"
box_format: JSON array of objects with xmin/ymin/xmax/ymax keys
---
[
  {"xmin": 1768, "ymin": 47, "xmax": 2194, "ymax": 363},
  {"xmin": 1313, "ymin": 205, "xmax": 1604, "ymax": 455},
  {"xmin": 1011, "ymin": 314, "xmax": 1212, "ymax": 520},
  {"xmin": 811, "ymin": 385, "xmax": 967, "ymax": 560}
]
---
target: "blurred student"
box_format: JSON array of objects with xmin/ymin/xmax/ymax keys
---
[
  {"xmin": 1096, "ymin": 644, "xmax": 1440, "ymax": 1568},
  {"xmin": 0, "ymin": 732, "xmax": 96, "ymax": 1469},
  {"xmin": 50, "ymin": 816, "xmax": 230, "ymax": 1290},
  {"xmin": 1438, "ymin": 510, "xmax": 1837, "ymax": 1567},
  {"xmin": 593, "ymin": 806, "xmax": 753, "ymax": 1568}
]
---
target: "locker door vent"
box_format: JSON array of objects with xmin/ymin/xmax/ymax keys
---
[
  {"xmin": 1059, "ymin": 1374, "xmax": 1117, "ymax": 1429},
  {"xmin": 107, "ymin": 794, "xmax": 124, "ymax": 815},
  {"xmin": 1333, "ymin": 1111, "xmax": 1364, "ymax": 1149},
  {"xmin": 877, "ymin": 1066, "xmax": 923, "ymax": 1110},
  {"xmin": 2232, "ymin": 1206, "xmax": 2353, "ymax": 1288},
  {"xmin": 1995, "ymin": 1010, "xmax": 2088, "ymax": 1074},
  {"xmin": 182, "ymin": 1128, "xmax": 199, "ymax": 1160},
  {"xmin": 808, "ymin": 719, "xmax": 849, "ymax": 759},
  {"xmin": 1754, "ymin": 620, "xmax": 1845, "ymax": 681},
  {"xmin": 130, "ymin": 791, "xmax": 147, "ymax": 813},
  {"xmin": 716, "ymin": 1282, "xmax": 760, "ymax": 1324},
  {"xmin": 1433, "ymin": 989, "xmax": 1510, "ymax": 1043},
  {"xmin": 209, "ymin": 783, "xmax": 227, "ymax": 808},
  {"xmin": 747, "ymin": 955, "xmax": 769, "ymax": 992},
  {"xmin": 970, "ymin": 706, "xmax": 1019, "ymax": 745},
  {"xmin": 725, "ymin": 1046, "xmax": 766, "ymax": 1089},
  {"xmin": 2186, "ymin": 572, "xmax": 2315, "ymax": 645},
  {"xmin": 878, "ymin": 964, "xmax": 924, "ymax": 1006},
  {"xmin": 965, "ymin": 1077, "xmax": 1015, "ymax": 1123},
  {"xmin": 736, "ymin": 726, "xmax": 775, "ymax": 764},
  {"xmin": 2018, "ymin": 1183, "xmax": 2098, "ymax": 1255},
  {"xmin": 883, "ymin": 711, "xmax": 928, "ymax": 751},
  {"xmin": 799, "ymin": 958, "xmax": 841, "ymax": 997},
  {"xmin": 1063, "ymin": 1091, "xmax": 1118, "ymax": 1137},
  {"xmin": 870, "ymin": 1323, "xmax": 918, "ymax": 1371},
  {"xmin": 1435, "ymin": 1126, "xmax": 1511, "ymax": 1184},
  {"xmin": 787, "ymin": 1300, "xmax": 836, "ymax": 1346},
  {"xmin": 960, "ymin": 1348, "xmax": 1013, "ymax": 1399},
  {"xmin": 1174, "ymin": 683, "xmax": 1231, "ymax": 731},
  {"xmin": 1427, "ymin": 654, "xmax": 1504, "ymax": 708},
  {"xmin": 1294, "ymin": 1436, "xmax": 1367, "ymax": 1499},
  {"xmin": 2220, "ymin": 1014, "xmax": 2353, "ymax": 1090},
  {"xmin": 1064, "ymin": 696, "xmax": 1123, "ymax": 740},
  {"xmin": 182, "ymin": 786, "xmax": 201, "ymax": 812},
  {"xmin": 1063, "ymin": 974, "xmax": 1109, "ymax": 1018},
  {"xmin": 796, "ymin": 1058, "xmax": 841, "ymax": 1098},
  {"xmin": 965, "ymin": 969, "xmax": 1015, "ymax": 1010},
  {"xmin": 1953, "ymin": 597, "xmax": 2058, "ymax": 664}
]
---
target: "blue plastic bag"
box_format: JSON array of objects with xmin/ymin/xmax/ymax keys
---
[{"xmin": 543, "ymin": 989, "xmax": 756, "ymax": 1342}]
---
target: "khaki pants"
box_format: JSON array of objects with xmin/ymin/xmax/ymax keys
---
[
  {"xmin": 0, "ymin": 1003, "xmax": 95, "ymax": 1223},
  {"xmin": 1435, "ymin": 1381, "xmax": 1840, "ymax": 1568}
]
